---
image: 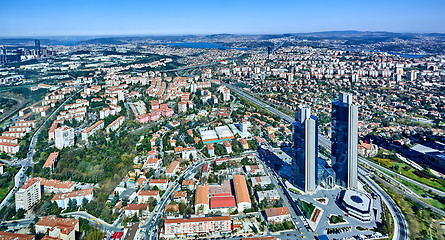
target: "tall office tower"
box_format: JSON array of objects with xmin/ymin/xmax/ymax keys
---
[
  {"xmin": 35, "ymin": 39, "xmax": 41, "ymax": 55},
  {"xmin": 292, "ymin": 105, "xmax": 318, "ymax": 193},
  {"xmin": 331, "ymin": 92, "xmax": 358, "ymax": 189},
  {"xmin": 0, "ymin": 46, "xmax": 7, "ymax": 64}
]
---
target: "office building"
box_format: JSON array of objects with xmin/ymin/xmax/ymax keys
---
[
  {"xmin": 331, "ymin": 93, "xmax": 358, "ymax": 189},
  {"xmin": 292, "ymin": 105, "xmax": 318, "ymax": 192},
  {"xmin": 35, "ymin": 39, "xmax": 41, "ymax": 55}
]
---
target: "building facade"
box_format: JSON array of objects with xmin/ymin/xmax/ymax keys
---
[
  {"xmin": 15, "ymin": 178, "xmax": 41, "ymax": 211},
  {"xmin": 292, "ymin": 105, "xmax": 318, "ymax": 193},
  {"xmin": 331, "ymin": 93, "xmax": 358, "ymax": 189}
]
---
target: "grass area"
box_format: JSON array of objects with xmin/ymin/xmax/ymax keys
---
[
  {"xmin": 0, "ymin": 167, "xmax": 18, "ymax": 202},
  {"xmin": 297, "ymin": 199, "xmax": 315, "ymax": 219},
  {"xmin": 356, "ymin": 226, "xmax": 366, "ymax": 231},
  {"xmin": 370, "ymin": 157, "xmax": 445, "ymax": 192},
  {"xmin": 399, "ymin": 179, "xmax": 445, "ymax": 211},
  {"xmin": 329, "ymin": 215, "xmax": 346, "ymax": 224},
  {"xmin": 375, "ymin": 178, "xmax": 445, "ymax": 240}
]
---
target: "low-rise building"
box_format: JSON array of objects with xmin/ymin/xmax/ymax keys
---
[
  {"xmin": 0, "ymin": 231, "xmax": 35, "ymax": 240},
  {"xmin": 256, "ymin": 189, "xmax": 280, "ymax": 202},
  {"xmin": 182, "ymin": 180, "xmax": 195, "ymax": 190},
  {"xmin": 43, "ymin": 152, "xmax": 59, "ymax": 173},
  {"xmin": 36, "ymin": 216, "xmax": 79, "ymax": 240},
  {"xmin": 164, "ymin": 214, "xmax": 231, "ymax": 237},
  {"xmin": 124, "ymin": 204, "xmax": 149, "ymax": 217},
  {"xmin": 210, "ymin": 196, "xmax": 236, "ymax": 213},
  {"xmin": 250, "ymin": 176, "xmax": 272, "ymax": 188},
  {"xmin": 51, "ymin": 188, "xmax": 94, "ymax": 208},
  {"xmin": 264, "ymin": 207, "xmax": 291, "ymax": 223},
  {"xmin": 207, "ymin": 143, "xmax": 215, "ymax": 157},
  {"xmin": 166, "ymin": 160, "xmax": 180, "ymax": 177},
  {"xmin": 233, "ymin": 175, "xmax": 252, "ymax": 212},
  {"xmin": 149, "ymin": 179, "xmax": 169, "ymax": 190},
  {"xmin": 81, "ymin": 120, "xmax": 104, "ymax": 141},
  {"xmin": 0, "ymin": 142, "xmax": 19, "ymax": 154},
  {"xmin": 173, "ymin": 191, "xmax": 187, "ymax": 203},
  {"xmin": 195, "ymin": 185, "xmax": 209, "ymax": 214},
  {"xmin": 138, "ymin": 190, "xmax": 160, "ymax": 203},
  {"xmin": 106, "ymin": 116, "xmax": 125, "ymax": 132}
]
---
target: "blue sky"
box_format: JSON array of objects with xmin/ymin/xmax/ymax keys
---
[{"xmin": 1, "ymin": 0, "xmax": 444, "ymax": 37}]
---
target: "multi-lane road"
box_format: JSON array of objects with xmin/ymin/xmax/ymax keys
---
[{"xmin": 225, "ymin": 82, "xmax": 410, "ymax": 240}]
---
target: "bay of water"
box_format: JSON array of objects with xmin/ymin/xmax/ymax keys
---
[{"xmin": 161, "ymin": 42, "xmax": 248, "ymax": 50}]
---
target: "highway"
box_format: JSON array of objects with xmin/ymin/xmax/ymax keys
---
[
  {"xmin": 359, "ymin": 169, "xmax": 410, "ymax": 240},
  {"xmin": 225, "ymin": 82, "xmax": 410, "ymax": 240}
]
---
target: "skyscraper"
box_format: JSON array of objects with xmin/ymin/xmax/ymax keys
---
[
  {"xmin": 35, "ymin": 39, "xmax": 41, "ymax": 55},
  {"xmin": 292, "ymin": 105, "xmax": 318, "ymax": 192},
  {"xmin": 0, "ymin": 46, "xmax": 7, "ymax": 64},
  {"xmin": 331, "ymin": 92, "xmax": 358, "ymax": 189}
]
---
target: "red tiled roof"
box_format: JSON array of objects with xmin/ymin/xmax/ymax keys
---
[{"xmin": 210, "ymin": 196, "xmax": 236, "ymax": 209}]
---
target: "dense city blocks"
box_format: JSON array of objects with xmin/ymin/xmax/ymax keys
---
[{"xmin": 1, "ymin": 2, "xmax": 445, "ymax": 240}]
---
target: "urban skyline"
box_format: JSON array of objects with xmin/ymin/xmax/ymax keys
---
[{"xmin": 0, "ymin": 2, "xmax": 444, "ymax": 240}]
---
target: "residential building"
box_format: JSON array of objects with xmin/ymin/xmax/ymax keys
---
[
  {"xmin": 43, "ymin": 152, "xmax": 59, "ymax": 173},
  {"xmin": 256, "ymin": 189, "xmax": 280, "ymax": 202},
  {"xmin": 166, "ymin": 160, "xmax": 180, "ymax": 177},
  {"xmin": 182, "ymin": 180, "xmax": 195, "ymax": 190},
  {"xmin": 81, "ymin": 120, "xmax": 104, "ymax": 141},
  {"xmin": 173, "ymin": 191, "xmax": 187, "ymax": 203},
  {"xmin": 264, "ymin": 207, "xmax": 291, "ymax": 223},
  {"xmin": 106, "ymin": 116, "xmax": 125, "ymax": 132},
  {"xmin": 55, "ymin": 125, "xmax": 74, "ymax": 149},
  {"xmin": 51, "ymin": 188, "xmax": 94, "ymax": 208},
  {"xmin": 207, "ymin": 143, "xmax": 214, "ymax": 157},
  {"xmin": 332, "ymin": 93, "xmax": 358, "ymax": 189},
  {"xmin": 124, "ymin": 204, "xmax": 149, "ymax": 217},
  {"xmin": 164, "ymin": 214, "xmax": 231, "ymax": 237},
  {"xmin": 36, "ymin": 216, "xmax": 79, "ymax": 240},
  {"xmin": 138, "ymin": 190, "xmax": 160, "ymax": 203},
  {"xmin": 250, "ymin": 176, "xmax": 272, "ymax": 188},
  {"xmin": 149, "ymin": 179, "xmax": 169, "ymax": 190},
  {"xmin": 0, "ymin": 142, "xmax": 19, "ymax": 154},
  {"xmin": 0, "ymin": 231, "xmax": 35, "ymax": 240},
  {"xmin": 15, "ymin": 178, "xmax": 41, "ymax": 211}
]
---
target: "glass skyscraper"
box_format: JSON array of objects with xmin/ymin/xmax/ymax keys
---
[
  {"xmin": 292, "ymin": 105, "xmax": 318, "ymax": 192},
  {"xmin": 332, "ymin": 92, "xmax": 358, "ymax": 189}
]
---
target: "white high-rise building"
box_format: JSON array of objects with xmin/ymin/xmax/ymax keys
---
[
  {"xmin": 55, "ymin": 125, "xmax": 74, "ymax": 149},
  {"xmin": 15, "ymin": 178, "xmax": 41, "ymax": 211}
]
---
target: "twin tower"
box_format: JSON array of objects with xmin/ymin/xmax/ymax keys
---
[{"xmin": 292, "ymin": 92, "xmax": 358, "ymax": 193}]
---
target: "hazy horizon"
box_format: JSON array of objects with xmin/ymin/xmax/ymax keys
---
[{"xmin": 1, "ymin": 0, "xmax": 444, "ymax": 37}]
